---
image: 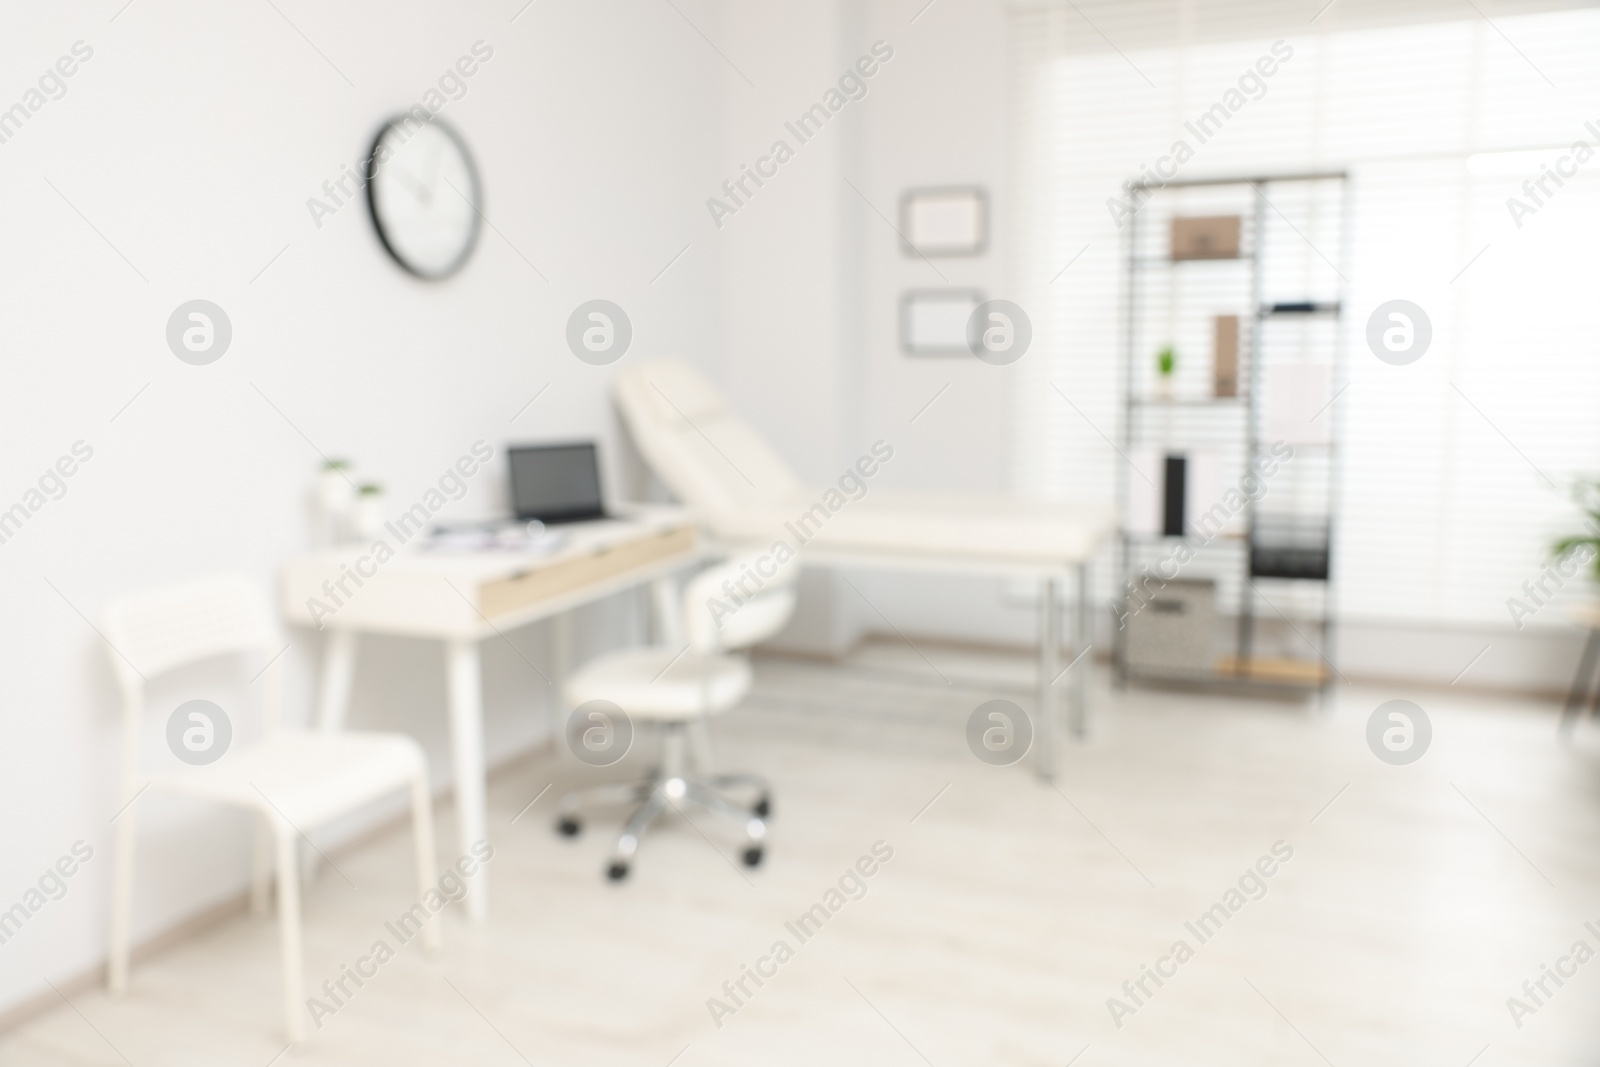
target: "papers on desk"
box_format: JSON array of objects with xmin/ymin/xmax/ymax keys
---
[{"xmin": 421, "ymin": 521, "xmax": 568, "ymax": 555}]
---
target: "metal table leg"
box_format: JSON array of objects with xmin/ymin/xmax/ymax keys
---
[
  {"xmin": 1036, "ymin": 575, "xmax": 1060, "ymax": 780},
  {"xmin": 1559, "ymin": 627, "xmax": 1600, "ymax": 739},
  {"xmin": 1071, "ymin": 562, "xmax": 1091, "ymax": 739}
]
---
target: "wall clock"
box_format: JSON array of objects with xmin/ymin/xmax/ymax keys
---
[{"xmin": 365, "ymin": 115, "xmax": 481, "ymax": 279}]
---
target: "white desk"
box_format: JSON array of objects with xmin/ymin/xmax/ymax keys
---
[{"xmin": 280, "ymin": 510, "xmax": 701, "ymax": 921}]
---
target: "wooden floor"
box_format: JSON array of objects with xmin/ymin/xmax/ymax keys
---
[{"xmin": 6, "ymin": 642, "xmax": 1600, "ymax": 1066}]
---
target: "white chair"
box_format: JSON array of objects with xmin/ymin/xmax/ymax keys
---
[
  {"xmin": 555, "ymin": 547, "xmax": 799, "ymax": 880},
  {"xmin": 103, "ymin": 574, "xmax": 439, "ymax": 1043}
]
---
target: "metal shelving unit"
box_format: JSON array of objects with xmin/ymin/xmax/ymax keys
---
[{"xmin": 1113, "ymin": 172, "xmax": 1349, "ymax": 691}]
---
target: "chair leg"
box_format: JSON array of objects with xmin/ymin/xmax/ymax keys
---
[
  {"xmin": 708, "ymin": 772, "xmax": 772, "ymax": 815},
  {"xmin": 613, "ymin": 790, "xmax": 670, "ymax": 865},
  {"xmin": 1588, "ymin": 657, "xmax": 1600, "ymax": 723},
  {"xmin": 275, "ymin": 827, "xmax": 307, "ymax": 1044},
  {"xmin": 107, "ymin": 802, "xmax": 138, "ymax": 994},
  {"xmin": 683, "ymin": 781, "xmax": 766, "ymax": 842},
  {"xmin": 410, "ymin": 770, "xmax": 441, "ymax": 951},
  {"xmin": 557, "ymin": 780, "xmax": 653, "ymax": 816},
  {"xmin": 250, "ymin": 816, "xmax": 273, "ymax": 916},
  {"xmin": 660, "ymin": 724, "xmax": 687, "ymax": 779},
  {"xmin": 708, "ymin": 772, "xmax": 769, "ymax": 795},
  {"xmin": 1559, "ymin": 628, "xmax": 1600, "ymax": 739},
  {"xmin": 687, "ymin": 718, "xmax": 716, "ymax": 775}
]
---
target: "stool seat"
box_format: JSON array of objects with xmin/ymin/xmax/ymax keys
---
[{"xmin": 564, "ymin": 648, "xmax": 751, "ymax": 720}]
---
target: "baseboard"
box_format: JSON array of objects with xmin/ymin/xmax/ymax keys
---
[
  {"xmin": 0, "ymin": 889, "xmax": 253, "ymax": 1036},
  {"xmin": 845, "ymin": 571, "xmax": 1588, "ymax": 698},
  {"xmin": 848, "ymin": 622, "xmax": 1575, "ymax": 701}
]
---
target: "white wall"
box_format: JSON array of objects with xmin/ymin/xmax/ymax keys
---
[
  {"xmin": 709, "ymin": 0, "xmax": 1036, "ymax": 655},
  {"xmin": 842, "ymin": 0, "xmax": 1035, "ymax": 647},
  {"xmin": 0, "ymin": 0, "xmax": 725, "ymax": 1017},
  {"xmin": 704, "ymin": 0, "xmax": 875, "ymax": 655}
]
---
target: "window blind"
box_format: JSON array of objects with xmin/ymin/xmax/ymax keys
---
[{"xmin": 1007, "ymin": 2, "xmax": 1600, "ymax": 628}]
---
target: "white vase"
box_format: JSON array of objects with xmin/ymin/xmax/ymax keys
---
[
  {"xmin": 354, "ymin": 493, "xmax": 386, "ymax": 542},
  {"xmin": 317, "ymin": 468, "xmax": 355, "ymax": 545},
  {"xmin": 318, "ymin": 469, "xmax": 353, "ymax": 510}
]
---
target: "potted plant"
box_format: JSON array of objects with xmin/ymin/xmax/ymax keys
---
[
  {"xmin": 1552, "ymin": 477, "xmax": 1600, "ymax": 580},
  {"xmin": 354, "ymin": 483, "xmax": 386, "ymax": 542},
  {"xmin": 316, "ymin": 459, "xmax": 355, "ymax": 545},
  {"xmin": 318, "ymin": 458, "xmax": 354, "ymax": 511},
  {"xmin": 1156, "ymin": 344, "xmax": 1176, "ymax": 401}
]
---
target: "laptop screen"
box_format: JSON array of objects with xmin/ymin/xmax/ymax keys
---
[{"xmin": 508, "ymin": 443, "xmax": 605, "ymax": 523}]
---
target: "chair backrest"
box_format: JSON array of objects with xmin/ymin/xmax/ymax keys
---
[
  {"xmin": 101, "ymin": 574, "xmax": 280, "ymax": 791},
  {"xmin": 614, "ymin": 359, "xmax": 803, "ymax": 520},
  {"xmin": 102, "ymin": 573, "xmax": 275, "ymax": 690},
  {"xmin": 682, "ymin": 546, "xmax": 801, "ymax": 654}
]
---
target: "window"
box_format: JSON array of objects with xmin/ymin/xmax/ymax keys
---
[{"xmin": 1008, "ymin": 1, "xmax": 1600, "ymax": 626}]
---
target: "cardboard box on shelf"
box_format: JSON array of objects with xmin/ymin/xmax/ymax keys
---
[
  {"xmin": 1171, "ymin": 215, "xmax": 1242, "ymax": 260},
  {"xmin": 1214, "ymin": 315, "xmax": 1239, "ymax": 397}
]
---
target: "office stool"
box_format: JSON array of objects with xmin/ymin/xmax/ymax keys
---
[{"xmin": 555, "ymin": 546, "xmax": 798, "ymax": 880}]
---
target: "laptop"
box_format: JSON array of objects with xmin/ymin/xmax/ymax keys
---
[{"xmin": 508, "ymin": 442, "xmax": 612, "ymax": 525}]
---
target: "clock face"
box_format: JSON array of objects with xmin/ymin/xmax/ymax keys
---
[{"xmin": 365, "ymin": 116, "xmax": 480, "ymax": 279}]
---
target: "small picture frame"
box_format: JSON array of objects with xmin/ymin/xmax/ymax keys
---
[
  {"xmin": 899, "ymin": 186, "xmax": 988, "ymax": 257},
  {"xmin": 901, "ymin": 289, "xmax": 983, "ymax": 355}
]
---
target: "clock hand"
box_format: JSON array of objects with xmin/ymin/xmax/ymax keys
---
[
  {"xmin": 392, "ymin": 167, "xmax": 431, "ymax": 205},
  {"xmin": 420, "ymin": 142, "xmax": 446, "ymax": 205}
]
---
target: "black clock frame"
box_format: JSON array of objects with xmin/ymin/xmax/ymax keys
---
[{"xmin": 363, "ymin": 114, "xmax": 483, "ymax": 281}]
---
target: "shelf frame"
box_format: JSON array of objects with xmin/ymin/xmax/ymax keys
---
[{"xmin": 1114, "ymin": 171, "xmax": 1349, "ymax": 692}]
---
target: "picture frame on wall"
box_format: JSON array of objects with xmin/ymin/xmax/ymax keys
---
[
  {"xmin": 900, "ymin": 289, "xmax": 984, "ymax": 355},
  {"xmin": 899, "ymin": 186, "xmax": 988, "ymax": 257}
]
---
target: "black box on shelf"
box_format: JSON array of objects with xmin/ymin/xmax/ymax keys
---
[
  {"xmin": 1250, "ymin": 516, "xmax": 1330, "ymax": 580},
  {"xmin": 1163, "ymin": 455, "xmax": 1187, "ymax": 537}
]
